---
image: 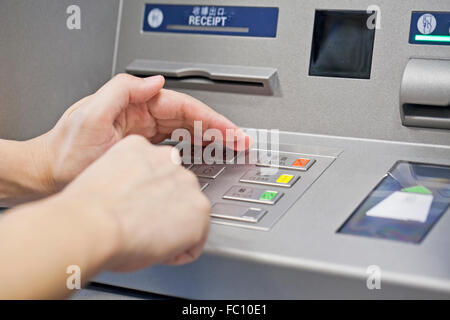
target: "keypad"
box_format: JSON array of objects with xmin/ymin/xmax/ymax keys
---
[{"xmin": 176, "ymin": 143, "xmax": 330, "ymax": 229}]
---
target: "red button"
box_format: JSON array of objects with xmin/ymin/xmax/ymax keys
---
[{"xmin": 292, "ymin": 158, "xmax": 310, "ymax": 168}]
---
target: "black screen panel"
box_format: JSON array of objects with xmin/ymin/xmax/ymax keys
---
[{"xmin": 309, "ymin": 10, "xmax": 376, "ymax": 79}]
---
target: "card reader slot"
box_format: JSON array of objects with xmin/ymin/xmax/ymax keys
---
[
  {"xmin": 402, "ymin": 104, "xmax": 450, "ymax": 130},
  {"xmin": 400, "ymin": 59, "xmax": 450, "ymax": 130},
  {"xmin": 126, "ymin": 59, "xmax": 277, "ymax": 95}
]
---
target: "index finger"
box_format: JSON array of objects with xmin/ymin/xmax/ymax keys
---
[{"xmin": 147, "ymin": 89, "xmax": 251, "ymax": 151}]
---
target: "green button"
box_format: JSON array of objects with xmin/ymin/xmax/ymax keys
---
[{"xmin": 260, "ymin": 191, "xmax": 278, "ymax": 201}]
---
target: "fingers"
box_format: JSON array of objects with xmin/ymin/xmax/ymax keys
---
[
  {"xmin": 75, "ymin": 134, "xmax": 211, "ymax": 270},
  {"xmin": 90, "ymin": 74, "xmax": 165, "ymax": 123},
  {"xmin": 164, "ymin": 224, "xmax": 209, "ymax": 266},
  {"xmin": 163, "ymin": 197, "xmax": 210, "ymax": 266},
  {"xmin": 78, "ymin": 74, "xmax": 250, "ymax": 151},
  {"xmin": 148, "ymin": 89, "xmax": 251, "ymax": 151},
  {"xmin": 163, "ymin": 244, "xmax": 204, "ymax": 266},
  {"xmin": 149, "ymin": 133, "xmax": 170, "ymax": 145}
]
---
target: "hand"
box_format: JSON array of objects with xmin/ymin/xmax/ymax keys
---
[
  {"xmin": 60, "ymin": 134, "xmax": 211, "ymax": 270},
  {"xmin": 34, "ymin": 74, "xmax": 249, "ymax": 193}
]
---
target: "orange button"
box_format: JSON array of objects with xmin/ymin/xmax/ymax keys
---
[{"xmin": 292, "ymin": 158, "xmax": 310, "ymax": 168}]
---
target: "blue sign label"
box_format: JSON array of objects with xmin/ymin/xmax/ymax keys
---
[
  {"xmin": 143, "ymin": 4, "xmax": 279, "ymax": 38},
  {"xmin": 409, "ymin": 11, "xmax": 450, "ymax": 45}
]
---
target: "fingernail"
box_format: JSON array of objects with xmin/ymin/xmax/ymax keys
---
[
  {"xmin": 144, "ymin": 75, "xmax": 165, "ymax": 85},
  {"xmin": 233, "ymin": 129, "xmax": 252, "ymax": 151},
  {"xmin": 235, "ymin": 128, "xmax": 247, "ymax": 140}
]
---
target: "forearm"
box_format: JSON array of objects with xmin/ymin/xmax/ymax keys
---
[
  {"xmin": 0, "ymin": 137, "xmax": 54, "ymax": 207},
  {"xmin": 0, "ymin": 194, "xmax": 118, "ymax": 299}
]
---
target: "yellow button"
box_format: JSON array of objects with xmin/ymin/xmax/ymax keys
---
[{"xmin": 276, "ymin": 174, "xmax": 294, "ymax": 184}]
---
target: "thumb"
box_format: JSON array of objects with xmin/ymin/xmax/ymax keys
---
[{"xmin": 90, "ymin": 74, "xmax": 165, "ymax": 122}]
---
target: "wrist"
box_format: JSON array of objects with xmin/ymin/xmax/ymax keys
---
[
  {"xmin": 0, "ymin": 137, "xmax": 56, "ymax": 206},
  {"xmin": 26, "ymin": 134, "xmax": 58, "ymax": 195},
  {"xmin": 48, "ymin": 191, "xmax": 122, "ymax": 273}
]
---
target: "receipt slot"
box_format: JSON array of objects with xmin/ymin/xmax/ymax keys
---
[{"xmin": 126, "ymin": 60, "xmax": 278, "ymax": 95}]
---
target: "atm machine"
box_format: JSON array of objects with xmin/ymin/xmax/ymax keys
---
[{"xmin": 1, "ymin": 0, "xmax": 450, "ymax": 299}]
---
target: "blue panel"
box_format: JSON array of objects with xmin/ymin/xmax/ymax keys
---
[
  {"xmin": 409, "ymin": 11, "xmax": 450, "ymax": 46},
  {"xmin": 142, "ymin": 4, "xmax": 279, "ymax": 38}
]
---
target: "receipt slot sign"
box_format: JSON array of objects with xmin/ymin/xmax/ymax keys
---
[{"xmin": 142, "ymin": 4, "xmax": 279, "ymax": 37}]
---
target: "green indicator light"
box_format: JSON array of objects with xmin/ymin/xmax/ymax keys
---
[
  {"xmin": 260, "ymin": 191, "xmax": 277, "ymax": 201},
  {"xmin": 415, "ymin": 34, "xmax": 450, "ymax": 42}
]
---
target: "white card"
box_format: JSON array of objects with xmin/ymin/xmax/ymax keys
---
[{"xmin": 366, "ymin": 191, "xmax": 433, "ymax": 223}]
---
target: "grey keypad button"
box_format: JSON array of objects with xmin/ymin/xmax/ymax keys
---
[
  {"xmin": 192, "ymin": 164, "xmax": 226, "ymax": 179},
  {"xmin": 211, "ymin": 203, "xmax": 267, "ymax": 223},
  {"xmin": 181, "ymin": 144, "xmax": 237, "ymax": 165},
  {"xmin": 182, "ymin": 163, "xmax": 193, "ymax": 170},
  {"xmin": 197, "ymin": 178, "xmax": 210, "ymax": 191},
  {"xmin": 205, "ymin": 147, "xmax": 237, "ymax": 164}
]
